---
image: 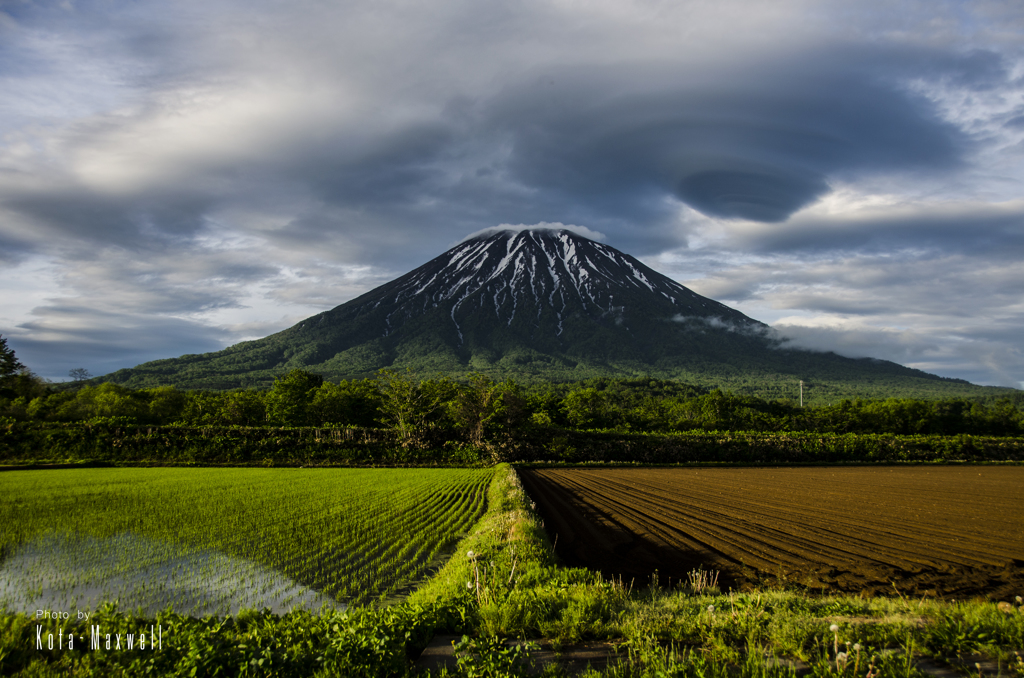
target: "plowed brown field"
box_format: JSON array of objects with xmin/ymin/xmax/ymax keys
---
[{"xmin": 519, "ymin": 466, "xmax": 1024, "ymax": 598}]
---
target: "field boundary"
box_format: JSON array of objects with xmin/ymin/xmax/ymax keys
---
[
  {"xmin": 5, "ymin": 420, "xmax": 1024, "ymax": 467},
  {"xmin": 516, "ymin": 458, "xmax": 1024, "ymax": 468},
  {"xmin": 409, "ymin": 463, "xmax": 558, "ymax": 604}
]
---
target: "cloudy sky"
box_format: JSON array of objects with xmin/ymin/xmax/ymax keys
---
[{"xmin": 2, "ymin": 0, "xmax": 1022, "ymax": 387}]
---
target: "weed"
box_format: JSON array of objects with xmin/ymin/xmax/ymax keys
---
[
  {"xmin": 924, "ymin": 613, "xmax": 988, "ymax": 657},
  {"xmin": 451, "ymin": 635, "xmax": 538, "ymax": 677},
  {"xmin": 686, "ymin": 567, "xmax": 720, "ymax": 595}
]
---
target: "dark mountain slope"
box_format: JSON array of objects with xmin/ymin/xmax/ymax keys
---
[{"xmin": 103, "ymin": 228, "xmax": 1007, "ymax": 401}]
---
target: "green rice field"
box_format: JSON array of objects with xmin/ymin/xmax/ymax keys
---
[{"xmin": 0, "ymin": 467, "xmax": 492, "ymax": 616}]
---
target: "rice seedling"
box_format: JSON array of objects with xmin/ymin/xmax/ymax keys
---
[{"xmin": 0, "ymin": 467, "xmax": 492, "ymax": 615}]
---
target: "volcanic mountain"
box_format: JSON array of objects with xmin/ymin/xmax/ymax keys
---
[{"xmin": 105, "ymin": 228, "xmax": 985, "ymax": 399}]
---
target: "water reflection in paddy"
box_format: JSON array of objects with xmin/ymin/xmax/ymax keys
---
[{"xmin": 0, "ymin": 532, "xmax": 342, "ymax": 616}]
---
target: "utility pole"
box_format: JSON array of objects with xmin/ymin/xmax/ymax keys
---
[{"xmin": 799, "ymin": 380, "xmax": 804, "ymax": 408}]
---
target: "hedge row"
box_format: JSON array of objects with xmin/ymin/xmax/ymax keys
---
[
  {"xmin": 0, "ymin": 421, "xmax": 483, "ymax": 466},
  {"xmin": 526, "ymin": 429, "xmax": 1024, "ymax": 464},
  {"xmin": 4, "ymin": 420, "xmax": 1024, "ymax": 467}
]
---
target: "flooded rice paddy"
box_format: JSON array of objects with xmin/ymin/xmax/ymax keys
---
[
  {"xmin": 0, "ymin": 531, "xmax": 337, "ymax": 616},
  {"xmin": 0, "ymin": 467, "xmax": 493, "ymax": 616}
]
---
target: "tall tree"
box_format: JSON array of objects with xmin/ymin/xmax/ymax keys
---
[
  {"xmin": 375, "ymin": 369, "xmax": 454, "ymax": 442},
  {"xmin": 267, "ymin": 369, "xmax": 324, "ymax": 426},
  {"xmin": 0, "ymin": 334, "xmax": 24, "ymax": 380},
  {"xmin": 69, "ymin": 368, "xmax": 92, "ymax": 382},
  {"xmin": 451, "ymin": 374, "xmax": 527, "ymax": 445}
]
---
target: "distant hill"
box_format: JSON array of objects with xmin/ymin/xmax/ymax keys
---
[{"xmin": 102, "ymin": 228, "xmax": 1014, "ymax": 403}]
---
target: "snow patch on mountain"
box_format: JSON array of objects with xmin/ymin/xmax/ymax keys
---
[{"xmin": 343, "ymin": 228, "xmax": 762, "ymax": 345}]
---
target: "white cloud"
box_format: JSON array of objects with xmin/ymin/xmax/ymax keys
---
[
  {"xmin": 461, "ymin": 222, "xmax": 606, "ymax": 243},
  {"xmin": 771, "ymin": 319, "xmax": 1024, "ymax": 389}
]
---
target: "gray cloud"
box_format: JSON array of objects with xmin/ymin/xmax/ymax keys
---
[
  {"xmin": 773, "ymin": 324, "xmax": 942, "ymax": 363},
  {"xmin": 722, "ymin": 199, "xmax": 1024, "ymax": 256},
  {"xmin": 665, "ymin": 249, "xmax": 1024, "ymax": 387},
  {"xmin": 2, "ymin": 30, "xmax": 985, "ymax": 262},
  {"xmin": 484, "ymin": 55, "xmax": 969, "ymax": 224},
  {"xmin": 8, "ymin": 307, "xmax": 229, "ymax": 381},
  {"xmin": 0, "ymin": 0, "xmax": 1022, "ymax": 386},
  {"xmin": 773, "ymin": 322, "xmax": 1024, "ymax": 389},
  {"xmin": 686, "ymin": 251, "xmax": 1024, "ymax": 319}
]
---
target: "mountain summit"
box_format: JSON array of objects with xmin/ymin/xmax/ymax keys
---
[
  {"xmin": 348, "ymin": 227, "xmax": 759, "ymax": 348},
  {"xmin": 106, "ymin": 228, "xmax": 980, "ymax": 398}
]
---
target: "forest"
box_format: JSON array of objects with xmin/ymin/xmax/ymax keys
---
[{"xmin": 3, "ymin": 366, "xmax": 1023, "ymax": 439}]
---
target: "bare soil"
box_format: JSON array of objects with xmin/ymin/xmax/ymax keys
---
[{"xmin": 518, "ymin": 466, "xmax": 1024, "ymax": 599}]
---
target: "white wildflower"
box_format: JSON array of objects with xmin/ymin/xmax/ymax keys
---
[
  {"xmin": 829, "ymin": 624, "xmax": 839, "ymax": 632},
  {"xmin": 467, "ymin": 550, "xmax": 476, "ymax": 559},
  {"xmin": 707, "ymin": 605, "xmax": 715, "ymax": 612}
]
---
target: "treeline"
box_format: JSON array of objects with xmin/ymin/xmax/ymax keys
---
[
  {"xmin": 2, "ymin": 369, "xmax": 1023, "ymax": 437},
  {"xmin": 0, "ymin": 422, "xmax": 484, "ymax": 466},
  {"xmin": 2, "ymin": 422, "xmax": 1022, "ymax": 467}
]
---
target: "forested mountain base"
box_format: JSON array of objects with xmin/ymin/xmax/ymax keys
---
[
  {"xmin": 4, "ymin": 373, "xmax": 1024, "ymax": 434},
  {"xmin": 98, "ymin": 347, "xmax": 1013, "ymax": 403},
  {"xmin": 3, "ymin": 371, "xmax": 1023, "ymax": 466}
]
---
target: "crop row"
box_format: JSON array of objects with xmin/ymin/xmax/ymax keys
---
[{"xmin": 0, "ymin": 467, "xmax": 493, "ymax": 612}]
